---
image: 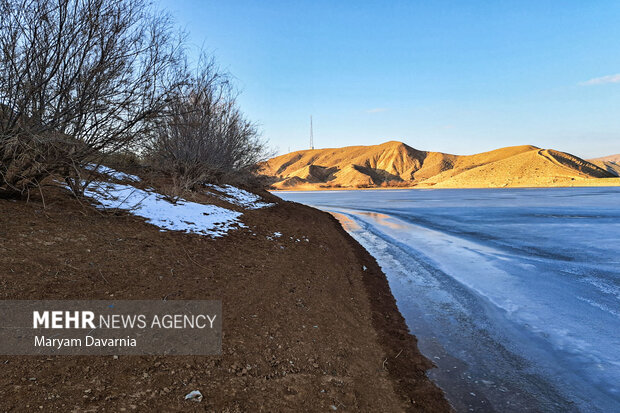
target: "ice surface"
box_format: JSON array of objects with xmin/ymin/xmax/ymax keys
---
[
  {"xmin": 207, "ymin": 184, "xmax": 273, "ymax": 209},
  {"xmin": 278, "ymin": 187, "xmax": 620, "ymax": 413},
  {"xmin": 84, "ymin": 181, "xmax": 243, "ymax": 237}
]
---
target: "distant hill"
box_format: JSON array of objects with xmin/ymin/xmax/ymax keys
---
[
  {"xmin": 259, "ymin": 141, "xmax": 620, "ymax": 189},
  {"xmin": 587, "ymin": 154, "xmax": 620, "ymax": 177},
  {"xmin": 589, "ymin": 154, "xmax": 620, "ymax": 163}
]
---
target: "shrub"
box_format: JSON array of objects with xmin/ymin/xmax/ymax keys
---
[
  {"xmin": 145, "ymin": 57, "xmax": 270, "ymax": 199},
  {"xmin": 0, "ymin": 0, "xmax": 184, "ymax": 197}
]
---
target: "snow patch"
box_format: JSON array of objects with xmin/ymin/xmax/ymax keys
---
[
  {"xmin": 83, "ymin": 182, "xmax": 243, "ymax": 237},
  {"xmin": 266, "ymin": 231, "xmax": 282, "ymax": 241},
  {"xmin": 208, "ymin": 184, "xmax": 273, "ymax": 209},
  {"xmin": 86, "ymin": 164, "xmax": 140, "ymax": 182}
]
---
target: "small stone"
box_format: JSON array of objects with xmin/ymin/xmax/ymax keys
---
[{"xmin": 184, "ymin": 390, "xmax": 203, "ymax": 402}]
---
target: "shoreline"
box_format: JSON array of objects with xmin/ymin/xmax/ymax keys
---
[
  {"xmin": 269, "ymin": 179, "xmax": 620, "ymax": 192},
  {"xmin": 320, "ymin": 208, "xmax": 452, "ymax": 411}
]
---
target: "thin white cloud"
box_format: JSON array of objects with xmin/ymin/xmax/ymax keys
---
[
  {"xmin": 580, "ymin": 73, "xmax": 620, "ymax": 86},
  {"xmin": 366, "ymin": 108, "xmax": 388, "ymax": 113}
]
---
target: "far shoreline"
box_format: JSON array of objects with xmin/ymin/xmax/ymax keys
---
[{"xmin": 270, "ymin": 179, "xmax": 620, "ymax": 192}]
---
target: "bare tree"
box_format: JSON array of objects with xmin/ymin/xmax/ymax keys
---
[
  {"xmin": 0, "ymin": 0, "xmax": 184, "ymax": 196},
  {"xmin": 146, "ymin": 56, "xmax": 270, "ymax": 198}
]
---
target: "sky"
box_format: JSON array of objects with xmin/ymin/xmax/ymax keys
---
[{"xmin": 158, "ymin": 0, "xmax": 620, "ymax": 158}]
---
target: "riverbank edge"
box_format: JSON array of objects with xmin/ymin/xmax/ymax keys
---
[{"xmin": 290, "ymin": 200, "xmax": 452, "ymax": 412}]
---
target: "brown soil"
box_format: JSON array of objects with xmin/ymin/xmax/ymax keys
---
[{"xmin": 0, "ymin": 185, "xmax": 450, "ymax": 412}]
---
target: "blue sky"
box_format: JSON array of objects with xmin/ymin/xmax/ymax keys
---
[{"xmin": 158, "ymin": 0, "xmax": 620, "ymax": 158}]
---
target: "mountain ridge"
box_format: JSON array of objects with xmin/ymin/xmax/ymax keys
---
[{"xmin": 259, "ymin": 141, "xmax": 620, "ymax": 189}]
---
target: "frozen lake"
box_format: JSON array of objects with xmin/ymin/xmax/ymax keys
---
[{"xmin": 277, "ymin": 187, "xmax": 620, "ymax": 412}]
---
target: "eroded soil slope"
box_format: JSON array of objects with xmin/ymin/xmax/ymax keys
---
[{"xmin": 0, "ymin": 186, "xmax": 449, "ymax": 412}]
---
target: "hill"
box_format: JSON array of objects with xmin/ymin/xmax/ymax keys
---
[
  {"xmin": 589, "ymin": 154, "xmax": 620, "ymax": 163},
  {"xmin": 259, "ymin": 141, "xmax": 620, "ymax": 189},
  {"xmin": 587, "ymin": 154, "xmax": 620, "ymax": 177}
]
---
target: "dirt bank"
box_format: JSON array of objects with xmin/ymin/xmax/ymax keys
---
[{"xmin": 0, "ymin": 186, "xmax": 450, "ymax": 412}]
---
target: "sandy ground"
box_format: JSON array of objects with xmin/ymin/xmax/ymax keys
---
[
  {"xmin": 270, "ymin": 177, "xmax": 620, "ymax": 193},
  {"xmin": 0, "ymin": 186, "xmax": 450, "ymax": 412}
]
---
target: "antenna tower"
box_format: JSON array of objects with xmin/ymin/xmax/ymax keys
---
[{"xmin": 309, "ymin": 115, "xmax": 314, "ymax": 150}]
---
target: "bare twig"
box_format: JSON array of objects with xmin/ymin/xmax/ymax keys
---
[
  {"xmin": 183, "ymin": 247, "xmax": 209, "ymax": 270},
  {"xmin": 98, "ymin": 270, "xmax": 110, "ymax": 285}
]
